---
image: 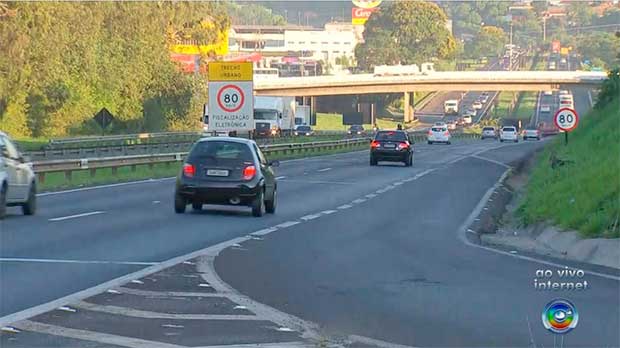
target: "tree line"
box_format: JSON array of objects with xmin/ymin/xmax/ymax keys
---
[{"xmin": 0, "ymin": 2, "xmax": 229, "ymax": 138}]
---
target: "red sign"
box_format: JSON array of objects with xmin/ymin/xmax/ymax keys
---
[
  {"xmin": 352, "ymin": 7, "xmax": 377, "ymax": 25},
  {"xmin": 554, "ymin": 108, "xmax": 579, "ymax": 132},
  {"xmin": 551, "ymin": 40, "xmax": 561, "ymax": 53}
]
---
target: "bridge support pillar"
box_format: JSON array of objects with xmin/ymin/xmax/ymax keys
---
[
  {"xmin": 302, "ymin": 96, "xmax": 317, "ymax": 126},
  {"xmin": 403, "ymin": 92, "xmax": 415, "ymax": 123}
]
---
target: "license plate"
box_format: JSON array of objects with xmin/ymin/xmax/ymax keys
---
[
  {"xmin": 206, "ymin": 169, "xmax": 229, "ymax": 177},
  {"xmin": 384, "ymin": 143, "xmax": 395, "ymax": 149}
]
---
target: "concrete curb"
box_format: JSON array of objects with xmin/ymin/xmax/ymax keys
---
[{"xmin": 468, "ymin": 152, "xmax": 620, "ymax": 270}]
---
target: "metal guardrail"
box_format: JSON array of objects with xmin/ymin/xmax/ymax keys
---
[{"xmin": 32, "ymin": 138, "xmax": 372, "ymax": 183}]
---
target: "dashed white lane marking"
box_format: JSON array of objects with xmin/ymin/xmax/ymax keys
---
[
  {"xmin": 0, "ymin": 258, "xmax": 157, "ymax": 266},
  {"xmin": 393, "ymin": 182, "xmax": 403, "ymax": 186},
  {"xmin": 317, "ymin": 167, "xmax": 332, "ymax": 172},
  {"xmin": 365, "ymin": 193, "xmax": 377, "ymax": 198},
  {"xmin": 470, "ymin": 154, "xmax": 511, "ymax": 169},
  {"xmin": 279, "ymin": 179, "xmax": 353, "ymax": 185},
  {"xmin": 337, "ymin": 204, "xmax": 353, "ymax": 210},
  {"xmin": 351, "ymin": 198, "xmax": 366, "ymax": 204},
  {"xmin": 275, "ymin": 176, "xmax": 287, "ymax": 180},
  {"xmin": 320, "ymin": 210, "xmax": 337, "ymax": 215},
  {"xmin": 251, "ymin": 227, "xmax": 278, "ymax": 236},
  {"xmin": 36, "ymin": 178, "xmax": 174, "ymax": 197},
  {"xmin": 275, "ymin": 221, "xmax": 300, "ymax": 228},
  {"xmin": 152, "ymin": 200, "xmax": 161, "ymax": 204},
  {"xmin": 48, "ymin": 211, "xmax": 105, "ymax": 222},
  {"xmin": 300, "ymin": 214, "xmax": 321, "ymax": 221},
  {"xmin": 384, "ymin": 185, "xmax": 395, "ymax": 190}
]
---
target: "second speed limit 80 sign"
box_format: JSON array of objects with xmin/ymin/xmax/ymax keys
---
[
  {"xmin": 554, "ymin": 108, "xmax": 579, "ymax": 132},
  {"xmin": 208, "ymin": 62, "xmax": 254, "ymax": 132}
]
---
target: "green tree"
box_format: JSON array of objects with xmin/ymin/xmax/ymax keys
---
[
  {"xmin": 355, "ymin": 1, "xmax": 456, "ymax": 71},
  {"xmin": 578, "ymin": 32, "xmax": 620, "ymax": 69},
  {"xmin": 567, "ymin": 2, "xmax": 594, "ymax": 27},
  {"xmin": 466, "ymin": 26, "xmax": 506, "ymax": 58}
]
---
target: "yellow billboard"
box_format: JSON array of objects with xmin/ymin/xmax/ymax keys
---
[
  {"xmin": 170, "ymin": 30, "xmax": 229, "ymax": 56},
  {"xmin": 560, "ymin": 47, "xmax": 569, "ymax": 56}
]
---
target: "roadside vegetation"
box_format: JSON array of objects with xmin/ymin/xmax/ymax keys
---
[
  {"xmin": 314, "ymin": 113, "xmax": 403, "ymax": 131},
  {"xmin": 518, "ymin": 70, "xmax": 620, "ymax": 238}
]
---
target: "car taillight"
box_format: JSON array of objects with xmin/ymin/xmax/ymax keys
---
[
  {"xmin": 370, "ymin": 140, "xmax": 380, "ymax": 148},
  {"xmin": 428, "ymin": 130, "xmax": 433, "ymax": 136},
  {"xmin": 397, "ymin": 141, "xmax": 410, "ymax": 150},
  {"xmin": 444, "ymin": 131, "xmax": 449, "ymax": 136},
  {"xmin": 243, "ymin": 165, "xmax": 256, "ymax": 180},
  {"xmin": 183, "ymin": 163, "xmax": 195, "ymax": 178}
]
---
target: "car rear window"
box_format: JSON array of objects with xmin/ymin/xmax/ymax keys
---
[
  {"xmin": 431, "ymin": 127, "xmax": 446, "ymax": 132},
  {"xmin": 502, "ymin": 127, "xmax": 516, "ymax": 132},
  {"xmin": 350, "ymin": 125, "xmax": 363, "ymax": 130},
  {"xmin": 188, "ymin": 141, "xmax": 253, "ymax": 164},
  {"xmin": 483, "ymin": 127, "xmax": 495, "ymax": 131},
  {"xmin": 375, "ymin": 131, "xmax": 407, "ymax": 141}
]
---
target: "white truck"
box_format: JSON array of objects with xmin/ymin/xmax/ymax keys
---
[
  {"xmin": 254, "ymin": 96, "xmax": 296, "ymax": 137},
  {"xmin": 444, "ymin": 100, "xmax": 459, "ymax": 115}
]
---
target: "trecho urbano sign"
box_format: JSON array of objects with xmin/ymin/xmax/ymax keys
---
[{"xmin": 208, "ymin": 62, "xmax": 254, "ymax": 132}]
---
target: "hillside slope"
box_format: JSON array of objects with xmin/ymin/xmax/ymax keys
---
[{"xmin": 518, "ymin": 97, "xmax": 619, "ymax": 238}]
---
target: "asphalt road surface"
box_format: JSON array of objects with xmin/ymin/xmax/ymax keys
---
[
  {"xmin": 1, "ymin": 136, "xmax": 617, "ymax": 347},
  {"xmin": 216, "ymin": 142, "xmax": 619, "ymax": 347}
]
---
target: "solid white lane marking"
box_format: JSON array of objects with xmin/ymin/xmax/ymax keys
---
[
  {"xmin": 470, "ymin": 154, "xmax": 511, "ymax": 169},
  {"xmin": 320, "ymin": 210, "xmax": 337, "ymax": 215},
  {"xmin": 458, "ymin": 169, "xmax": 620, "ymax": 282},
  {"xmin": 14, "ymin": 320, "xmax": 184, "ymax": 348},
  {"xmin": 300, "ymin": 214, "xmax": 321, "ymax": 221},
  {"xmin": 0, "ymin": 258, "xmax": 157, "ymax": 266},
  {"xmin": 275, "ymin": 176, "xmax": 287, "ymax": 180},
  {"xmin": 152, "ymin": 200, "xmax": 161, "ymax": 204},
  {"xmin": 365, "ymin": 193, "xmax": 377, "ymax": 198},
  {"xmin": 337, "ymin": 204, "xmax": 353, "ymax": 210},
  {"xmin": 383, "ymin": 185, "xmax": 395, "ymax": 190},
  {"xmin": 352, "ymin": 198, "xmax": 366, "ymax": 204},
  {"xmin": 393, "ymin": 182, "xmax": 403, "ymax": 186},
  {"xmin": 251, "ymin": 227, "xmax": 278, "ymax": 236},
  {"xmin": 275, "ymin": 221, "xmax": 300, "ymax": 228},
  {"xmin": 317, "ymin": 167, "xmax": 332, "ymax": 172},
  {"xmin": 49, "ymin": 211, "xmax": 105, "ymax": 222}
]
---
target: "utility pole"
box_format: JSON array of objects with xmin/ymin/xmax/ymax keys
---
[
  {"xmin": 542, "ymin": 16, "xmax": 547, "ymax": 42},
  {"xmin": 509, "ymin": 21, "xmax": 513, "ymax": 71}
]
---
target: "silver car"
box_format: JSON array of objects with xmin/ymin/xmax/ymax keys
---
[
  {"xmin": 481, "ymin": 127, "xmax": 497, "ymax": 139},
  {"xmin": 0, "ymin": 131, "xmax": 37, "ymax": 219}
]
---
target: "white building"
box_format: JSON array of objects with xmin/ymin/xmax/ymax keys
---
[{"xmin": 228, "ymin": 23, "xmax": 359, "ymax": 71}]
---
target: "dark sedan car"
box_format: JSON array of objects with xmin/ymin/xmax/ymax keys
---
[
  {"xmin": 370, "ymin": 130, "xmax": 413, "ymax": 166},
  {"xmin": 174, "ymin": 137, "xmax": 278, "ymax": 217},
  {"xmin": 294, "ymin": 125, "xmax": 314, "ymax": 136},
  {"xmin": 348, "ymin": 125, "xmax": 365, "ymax": 135}
]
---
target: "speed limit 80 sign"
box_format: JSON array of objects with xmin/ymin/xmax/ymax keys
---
[
  {"xmin": 208, "ymin": 62, "xmax": 254, "ymax": 132},
  {"xmin": 554, "ymin": 108, "xmax": 579, "ymax": 132}
]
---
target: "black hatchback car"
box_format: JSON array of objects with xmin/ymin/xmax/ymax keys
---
[
  {"xmin": 174, "ymin": 137, "xmax": 278, "ymax": 217},
  {"xmin": 370, "ymin": 130, "xmax": 414, "ymax": 166}
]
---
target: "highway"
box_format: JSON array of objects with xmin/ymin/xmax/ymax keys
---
[{"xmin": 1, "ymin": 137, "xmax": 618, "ymax": 347}]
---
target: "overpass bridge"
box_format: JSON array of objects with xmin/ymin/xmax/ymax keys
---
[{"xmin": 253, "ymin": 70, "xmax": 607, "ymax": 122}]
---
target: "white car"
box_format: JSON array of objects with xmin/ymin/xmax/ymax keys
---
[
  {"xmin": 522, "ymin": 127, "xmax": 541, "ymax": 141},
  {"xmin": 540, "ymin": 104, "xmax": 551, "ymax": 113},
  {"xmin": 462, "ymin": 115, "xmax": 473, "ymax": 124},
  {"xmin": 481, "ymin": 127, "xmax": 497, "ymax": 139},
  {"xmin": 559, "ymin": 90, "xmax": 570, "ymax": 96},
  {"xmin": 427, "ymin": 126, "xmax": 451, "ymax": 145},
  {"xmin": 0, "ymin": 131, "xmax": 37, "ymax": 219},
  {"xmin": 499, "ymin": 126, "xmax": 519, "ymax": 143},
  {"xmin": 543, "ymin": 90, "xmax": 553, "ymax": 96},
  {"xmin": 472, "ymin": 101, "xmax": 483, "ymax": 110}
]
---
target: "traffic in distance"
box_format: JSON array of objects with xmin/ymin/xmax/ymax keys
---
[{"xmin": 0, "ymin": 1, "xmax": 617, "ymax": 348}]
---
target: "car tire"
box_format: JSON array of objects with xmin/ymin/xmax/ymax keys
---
[
  {"xmin": 428, "ymin": 141, "xmax": 433, "ymax": 145},
  {"xmin": 0, "ymin": 184, "xmax": 6, "ymax": 220},
  {"xmin": 251, "ymin": 189, "xmax": 265, "ymax": 217},
  {"xmin": 265, "ymin": 188, "xmax": 276, "ymax": 214},
  {"xmin": 515, "ymin": 140, "xmax": 519, "ymax": 143},
  {"xmin": 370, "ymin": 156, "xmax": 377, "ymax": 166},
  {"xmin": 174, "ymin": 193, "xmax": 186, "ymax": 214},
  {"xmin": 537, "ymin": 137, "xmax": 541, "ymax": 141},
  {"xmin": 447, "ymin": 141, "xmax": 451, "ymax": 145},
  {"xmin": 500, "ymin": 139, "xmax": 504, "ymax": 143},
  {"xmin": 406, "ymin": 154, "xmax": 413, "ymax": 167},
  {"xmin": 192, "ymin": 202, "xmax": 202, "ymax": 211},
  {"xmin": 22, "ymin": 182, "xmax": 36, "ymax": 216}
]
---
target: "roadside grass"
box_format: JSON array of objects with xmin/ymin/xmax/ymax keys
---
[
  {"xmin": 38, "ymin": 143, "xmax": 370, "ymax": 192},
  {"xmin": 494, "ymin": 92, "xmax": 517, "ymax": 116},
  {"xmin": 517, "ymin": 98, "xmax": 620, "ymax": 238},
  {"xmin": 315, "ymin": 113, "xmax": 404, "ymax": 131},
  {"xmin": 512, "ymin": 92, "xmax": 538, "ymax": 120},
  {"xmin": 15, "ymin": 137, "xmax": 50, "ymax": 151}
]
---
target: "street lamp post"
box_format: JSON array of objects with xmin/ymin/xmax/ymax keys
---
[{"xmin": 509, "ymin": 21, "xmax": 513, "ymax": 71}]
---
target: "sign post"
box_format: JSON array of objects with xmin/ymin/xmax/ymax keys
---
[
  {"xmin": 554, "ymin": 108, "xmax": 579, "ymax": 145},
  {"xmin": 208, "ymin": 62, "xmax": 254, "ymax": 137}
]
